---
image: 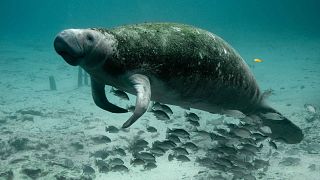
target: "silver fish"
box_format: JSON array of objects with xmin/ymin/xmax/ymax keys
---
[{"xmin": 110, "ymin": 87, "xmax": 129, "ymax": 100}]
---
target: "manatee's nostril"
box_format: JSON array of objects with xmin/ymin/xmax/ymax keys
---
[{"xmin": 57, "ymin": 50, "xmax": 70, "ymax": 57}]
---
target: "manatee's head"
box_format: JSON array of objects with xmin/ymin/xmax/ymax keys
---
[{"xmin": 54, "ymin": 29, "xmax": 116, "ymax": 70}]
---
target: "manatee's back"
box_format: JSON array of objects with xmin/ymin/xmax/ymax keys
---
[{"xmin": 101, "ymin": 23, "xmax": 262, "ymax": 112}]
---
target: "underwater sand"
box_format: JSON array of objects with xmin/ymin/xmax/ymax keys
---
[{"xmin": 0, "ymin": 33, "xmax": 319, "ymax": 180}]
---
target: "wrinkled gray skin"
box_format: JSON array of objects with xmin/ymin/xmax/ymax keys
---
[{"xmin": 54, "ymin": 23, "xmax": 303, "ymax": 144}]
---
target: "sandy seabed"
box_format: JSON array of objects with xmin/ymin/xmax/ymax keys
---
[{"xmin": 0, "ymin": 34, "xmax": 319, "ymax": 180}]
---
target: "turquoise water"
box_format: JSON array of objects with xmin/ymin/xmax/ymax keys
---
[{"xmin": 0, "ymin": 1, "xmax": 319, "ymax": 179}]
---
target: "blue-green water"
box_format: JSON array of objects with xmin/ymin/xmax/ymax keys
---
[
  {"xmin": 0, "ymin": 1, "xmax": 319, "ymax": 179},
  {"xmin": 1, "ymin": 0, "xmax": 319, "ymax": 42}
]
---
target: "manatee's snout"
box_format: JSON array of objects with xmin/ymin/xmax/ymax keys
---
[{"xmin": 54, "ymin": 29, "xmax": 84, "ymax": 66}]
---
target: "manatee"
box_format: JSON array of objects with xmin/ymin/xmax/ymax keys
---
[{"xmin": 54, "ymin": 23, "xmax": 303, "ymax": 144}]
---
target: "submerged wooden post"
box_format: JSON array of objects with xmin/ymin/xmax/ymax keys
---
[
  {"xmin": 84, "ymin": 72, "xmax": 89, "ymax": 86},
  {"xmin": 49, "ymin": 76, "xmax": 57, "ymax": 90},
  {"xmin": 78, "ymin": 67, "xmax": 83, "ymax": 87}
]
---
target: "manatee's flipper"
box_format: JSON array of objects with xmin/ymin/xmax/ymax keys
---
[
  {"xmin": 257, "ymin": 106, "xmax": 303, "ymax": 144},
  {"xmin": 122, "ymin": 74, "xmax": 151, "ymax": 128},
  {"xmin": 91, "ymin": 77, "xmax": 128, "ymax": 113}
]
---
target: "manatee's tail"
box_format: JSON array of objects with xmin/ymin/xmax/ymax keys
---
[{"xmin": 255, "ymin": 105, "xmax": 303, "ymax": 144}]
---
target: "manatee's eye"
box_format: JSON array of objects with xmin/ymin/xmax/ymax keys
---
[{"xmin": 86, "ymin": 34, "xmax": 94, "ymax": 42}]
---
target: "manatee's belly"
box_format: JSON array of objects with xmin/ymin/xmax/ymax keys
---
[
  {"xmin": 111, "ymin": 71, "xmax": 261, "ymax": 114},
  {"xmin": 150, "ymin": 76, "xmax": 262, "ymax": 114}
]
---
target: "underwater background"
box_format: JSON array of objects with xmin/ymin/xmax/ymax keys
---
[{"xmin": 0, "ymin": 0, "xmax": 319, "ymax": 179}]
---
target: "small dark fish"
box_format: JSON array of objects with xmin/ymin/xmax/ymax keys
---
[
  {"xmin": 91, "ymin": 135, "xmax": 111, "ymax": 144},
  {"xmin": 167, "ymin": 128, "xmax": 190, "ymax": 139},
  {"xmin": 168, "ymin": 154, "xmax": 174, "ymax": 161},
  {"xmin": 240, "ymin": 138, "xmax": 257, "ymax": 145},
  {"xmin": 146, "ymin": 126, "xmax": 157, "ymax": 133},
  {"xmin": 187, "ymin": 119, "xmax": 200, "ymax": 126},
  {"xmin": 98, "ymin": 165, "xmax": 109, "ymax": 173},
  {"xmin": 215, "ymin": 128, "xmax": 229, "ymax": 136},
  {"xmin": 152, "ymin": 102, "xmax": 162, "ymax": 110},
  {"xmin": 176, "ymin": 155, "xmax": 191, "ymax": 162},
  {"xmin": 114, "ymin": 148, "xmax": 126, "ymax": 156},
  {"xmin": 166, "ymin": 134, "xmax": 181, "ymax": 144},
  {"xmin": 130, "ymin": 158, "xmax": 145, "ymax": 166},
  {"xmin": 238, "ymin": 148, "xmax": 256, "ymax": 156},
  {"xmin": 95, "ymin": 160, "xmax": 109, "ymax": 173},
  {"xmin": 216, "ymin": 145, "xmax": 237, "ymax": 155},
  {"xmin": 21, "ymin": 168, "xmax": 41, "ymax": 179},
  {"xmin": 207, "ymin": 148, "xmax": 225, "ymax": 157},
  {"xmin": 134, "ymin": 139, "xmax": 149, "ymax": 148},
  {"xmin": 82, "ymin": 165, "xmax": 95, "ymax": 175},
  {"xmin": 95, "ymin": 159, "xmax": 108, "ymax": 167},
  {"xmin": 134, "ymin": 152, "xmax": 156, "ymax": 163},
  {"xmin": 251, "ymin": 132, "xmax": 268, "ymax": 142},
  {"xmin": 232, "ymin": 158, "xmax": 255, "ymax": 170},
  {"xmin": 279, "ymin": 157, "xmax": 301, "ymax": 166},
  {"xmin": 225, "ymin": 123, "xmax": 239, "ymax": 129},
  {"xmin": 150, "ymin": 147, "xmax": 166, "ymax": 156},
  {"xmin": 184, "ymin": 112, "xmax": 200, "ymax": 121},
  {"xmin": 253, "ymin": 159, "xmax": 269, "ymax": 169},
  {"xmin": 182, "ymin": 142, "xmax": 198, "ymax": 151},
  {"xmin": 144, "ymin": 162, "xmax": 157, "ymax": 170},
  {"xmin": 269, "ymin": 140, "xmax": 278, "ymax": 149},
  {"xmin": 127, "ymin": 105, "xmax": 135, "ymax": 112},
  {"xmin": 240, "ymin": 143, "xmax": 263, "ymax": 154},
  {"xmin": 152, "ymin": 109, "xmax": 170, "ymax": 121},
  {"xmin": 105, "ymin": 125, "xmax": 119, "ymax": 133},
  {"xmin": 109, "ymin": 158, "xmax": 124, "ymax": 166},
  {"xmin": 111, "ymin": 165, "xmax": 129, "ymax": 172},
  {"xmin": 210, "ymin": 132, "xmax": 228, "ymax": 142},
  {"xmin": 110, "ymin": 87, "xmax": 129, "ymax": 100},
  {"xmin": 90, "ymin": 149, "xmax": 109, "ymax": 159},
  {"xmin": 70, "ymin": 142, "xmax": 84, "ymax": 150},
  {"xmin": 160, "ymin": 104, "xmax": 173, "ymax": 114},
  {"xmin": 152, "ymin": 140, "xmax": 176, "ymax": 150},
  {"xmin": 230, "ymin": 127, "xmax": 252, "ymax": 138},
  {"xmin": 261, "ymin": 112, "xmax": 284, "ymax": 120},
  {"xmin": 173, "ymin": 147, "xmax": 189, "ymax": 156},
  {"xmin": 194, "ymin": 129, "xmax": 212, "ymax": 139},
  {"xmin": 129, "ymin": 145, "xmax": 145, "ymax": 153},
  {"xmin": 196, "ymin": 157, "xmax": 214, "ymax": 168},
  {"xmin": 216, "ymin": 157, "xmax": 233, "ymax": 168}
]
